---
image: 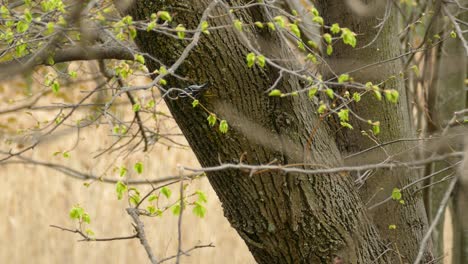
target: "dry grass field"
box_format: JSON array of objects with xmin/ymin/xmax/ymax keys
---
[{"xmin": 0, "ymin": 67, "xmax": 255, "ymax": 264}]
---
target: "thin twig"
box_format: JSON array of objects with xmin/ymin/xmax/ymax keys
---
[
  {"xmin": 50, "ymin": 225, "xmax": 137, "ymax": 242},
  {"xmin": 413, "ymin": 176, "xmax": 458, "ymax": 264},
  {"xmin": 175, "ymin": 165, "xmax": 185, "ymax": 264},
  {"xmin": 158, "ymin": 243, "xmax": 215, "ymax": 264}
]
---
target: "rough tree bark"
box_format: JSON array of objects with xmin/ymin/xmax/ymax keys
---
[
  {"xmin": 316, "ymin": 1, "xmax": 431, "ymax": 262},
  {"xmin": 124, "ymin": 0, "xmax": 430, "ymax": 263}
]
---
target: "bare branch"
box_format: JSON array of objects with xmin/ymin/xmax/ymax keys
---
[
  {"xmin": 50, "ymin": 225, "xmax": 138, "ymax": 242},
  {"xmin": 127, "ymin": 208, "xmax": 158, "ymax": 264},
  {"xmin": 413, "ymin": 176, "xmax": 458, "ymax": 264},
  {"xmin": 0, "ymin": 45, "xmax": 134, "ymax": 79}
]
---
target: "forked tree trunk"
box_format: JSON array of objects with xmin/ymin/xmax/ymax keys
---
[{"xmin": 124, "ymin": 1, "xmax": 430, "ymax": 262}]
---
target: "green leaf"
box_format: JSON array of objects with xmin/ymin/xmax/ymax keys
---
[
  {"xmin": 46, "ymin": 22, "xmax": 55, "ymax": 35},
  {"xmin": 388, "ymin": 224, "xmax": 397, "ymax": 230},
  {"xmin": 147, "ymin": 205, "xmax": 156, "ymax": 215},
  {"xmin": 146, "ymin": 99, "xmax": 155, "ymax": 109},
  {"xmin": 122, "ymin": 15, "xmax": 133, "ymax": 25},
  {"xmin": 0, "ymin": 5, "xmax": 10, "ymax": 18},
  {"xmin": 146, "ymin": 21, "xmax": 156, "ymax": 31},
  {"xmin": 256, "ymin": 55, "xmax": 266, "ymax": 68},
  {"xmin": 134, "ymin": 54, "xmax": 145, "ymax": 64},
  {"xmin": 341, "ymin": 28, "xmax": 357, "ymax": 48},
  {"xmin": 384, "ymin": 89, "xmax": 399, "ymax": 104},
  {"xmin": 450, "ymin": 30, "xmax": 457, "ymax": 39},
  {"xmin": 119, "ymin": 166, "xmax": 127, "ymax": 177},
  {"xmin": 82, "ymin": 213, "xmax": 91, "ymax": 224},
  {"xmin": 312, "ymin": 16, "xmax": 324, "ymax": 25},
  {"xmin": 310, "ymin": 8, "xmax": 319, "ymax": 16},
  {"xmin": 193, "ymin": 202, "xmax": 207, "ymax": 218},
  {"xmin": 47, "ymin": 56, "xmax": 55, "ymax": 66},
  {"xmin": 69, "ymin": 206, "xmax": 84, "ymax": 220},
  {"xmin": 176, "ymin": 24, "xmax": 186, "ymax": 39},
  {"xmin": 24, "ymin": 9, "xmax": 32, "ymax": 23},
  {"xmin": 352, "ymin": 92, "xmax": 361, "ymax": 102},
  {"xmin": 268, "ymin": 89, "xmax": 282, "ymax": 97},
  {"xmin": 289, "ymin": 24, "xmax": 301, "ymax": 38},
  {"xmin": 372, "ymin": 122, "xmax": 381, "ymax": 135},
  {"xmin": 219, "ymin": 120, "xmax": 228, "ymax": 134},
  {"xmin": 207, "ymin": 113, "xmax": 217, "ymax": 127},
  {"xmin": 254, "ymin": 22, "xmax": 263, "ymax": 28},
  {"xmin": 192, "ymin": 99, "xmax": 199, "ymax": 108},
  {"xmin": 132, "ymin": 103, "xmax": 141, "ymax": 112},
  {"xmin": 134, "ymin": 162, "xmax": 143, "ymax": 174},
  {"xmin": 129, "ymin": 193, "xmax": 140, "ymax": 205},
  {"xmin": 318, "ymin": 103, "xmax": 327, "ymax": 114},
  {"xmin": 308, "ymin": 87, "xmax": 318, "ymax": 99},
  {"xmin": 161, "ymin": 187, "xmax": 172, "ymax": 198},
  {"xmin": 325, "ymin": 88, "xmax": 334, "ymax": 99},
  {"xmin": 323, "ymin": 33, "xmax": 332, "ymax": 44},
  {"xmin": 172, "ymin": 204, "xmax": 181, "ymax": 215},
  {"xmin": 267, "ymin": 22, "xmax": 275, "ymax": 31},
  {"xmin": 116, "ymin": 181, "xmax": 127, "ymax": 200},
  {"xmin": 234, "ymin": 19, "xmax": 243, "ymax": 31},
  {"xmin": 85, "ymin": 229, "xmax": 95, "ymax": 236},
  {"xmin": 340, "ymin": 122, "xmax": 353, "ymax": 129},
  {"xmin": 129, "ymin": 27, "xmax": 137, "ymax": 39},
  {"xmin": 326, "ymin": 44, "xmax": 333, "ymax": 55},
  {"xmin": 148, "ymin": 194, "xmax": 158, "ymax": 202},
  {"xmin": 201, "ymin": 21, "xmax": 209, "ymax": 34},
  {"xmin": 297, "ymin": 41, "xmax": 305, "ymax": 51},
  {"xmin": 158, "ymin": 11, "xmax": 172, "ymax": 22},
  {"xmin": 246, "ymin": 52, "xmax": 256, "ymax": 68},
  {"xmin": 306, "ymin": 53, "xmax": 317, "ymax": 63},
  {"xmin": 307, "ymin": 40, "xmax": 318, "ymax": 49},
  {"xmin": 331, "ymin": 23, "xmax": 341, "ymax": 34},
  {"xmin": 337, "ymin": 109, "xmax": 349, "ymax": 122},
  {"xmin": 62, "ymin": 152, "xmax": 70, "ymax": 158},
  {"xmin": 196, "ymin": 190, "xmax": 208, "ymax": 203},
  {"xmin": 16, "ymin": 42, "xmax": 27, "ymax": 56},
  {"xmin": 338, "ymin": 74, "xmax": 349, "ymax": 83},
  {"xmin": 274, "ymin": 16, "xmax": 285, "ymax": 28},
  {"xmin": 52, "ymin": 80, "xmax": 60, "ymax": 93},
  {"xmin": 159, "ymin": 66, "xmax": 167, "ymax": 74},
  {"xmin": 373, "ymin": 90, "xmax": 382, "ymax": 101},
  {"xmin": 16, "ymin": 20, "xmax": 29, "ymax": 33},
  {"xmin": 410, "ymin": 65, "xmax": 419, "ymax": 77},
  {"xmin": 391, "ymin": 188, "xmax": 402, "ymax": 200},
  {"xmin": 68, "ymin": 70, "xmax": 77, "ymax": 78}
]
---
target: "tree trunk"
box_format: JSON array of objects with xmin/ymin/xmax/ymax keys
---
[
  {"xmin": 430, "ymin": 8, "xmax": 468, "ymax": 263},
  {"xmin": 316, "ymin": 1, "xmax": 431, "ymax": 262},
  {"xmin": 122, "ymin": 0, "xmax": 431, "ymax": 262}
]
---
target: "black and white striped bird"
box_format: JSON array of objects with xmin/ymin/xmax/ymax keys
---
[{"xmin": 178, "ymin": 83, "xmax": 209, "ymax": 98}]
